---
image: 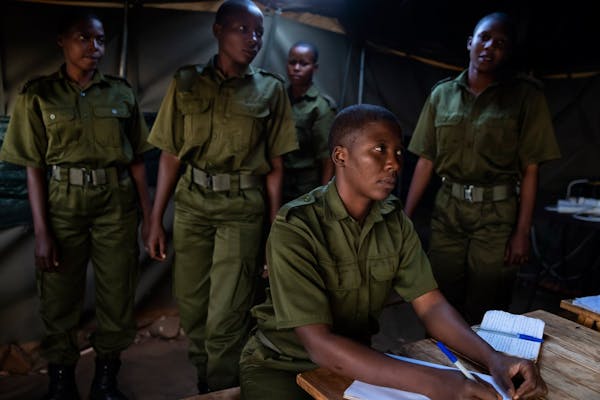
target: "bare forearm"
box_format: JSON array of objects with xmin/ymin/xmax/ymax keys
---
[
  {"xmin": 516, "ymin": 164, "xmax": 538, "ymax": 235},
  {"xmin": 266, "ymin": 156, "xmax": 284, "ymax": 222},
  {"xmin": 404, "ymin": 157, "xmax": 434, "ymax": 217},
  {"xmin": 413, "ymin": 290, "xmax": 496, "ymax": 368},
  {"xmin": 151, "ymin": 151, "xmax": 181, "ymax": 220},
  {"xmin": 129, "ymin": 156, "xmax": 152, "ymax": 220},
  {"xmin": 26, "ymin": 167, "xmax": 50, "ymax": 235}
]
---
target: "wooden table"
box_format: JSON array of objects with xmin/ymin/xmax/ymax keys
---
[
  {"xmin": 560, "ymin": 298, "xmax": 600, "ymax": 331},
  {"xmin": 297, "ymin": 310, "xmax": 600, "ymax": 400}
]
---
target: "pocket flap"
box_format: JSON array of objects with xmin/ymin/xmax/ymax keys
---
[
  {"xmin": 94, "ymin": 104, "xmax": 131, "ymax": 118},
  {"xmin": 434, "ymin": 114, "xmax": 462, "ymax": 127},
  {"xmin": 369, "ymin": 257, "xmax": 397, "ymax": 281},
  {"xmin": 177, "ymin": 95, "xmax": 211, "ymax": 114},
  {"xmin": 230, "ymin": 101, "xmax": 270, "ymax": 118},
  {"xmin": 42, "ymin": 108, "xmax": 75, "ymax": 125}
]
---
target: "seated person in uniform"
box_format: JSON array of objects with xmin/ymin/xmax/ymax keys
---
[{"xmin": 239, "ymin": 104, "xmax": 547, "ymax": 400}]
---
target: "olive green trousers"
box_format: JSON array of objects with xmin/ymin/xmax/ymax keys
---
[
  {"xmin": 428, "ymin": 186, "xmax": 519, "ymax": 324},
  {"xmin": 39, "ymin": 178, "xmax": 139, "ymax": 365},
  {"xmin": 173, "ymin": 172, "xmax": 265, "ymax": 390}
]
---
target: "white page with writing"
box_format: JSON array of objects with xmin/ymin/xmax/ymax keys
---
[
  {"xmin": 477, "ymin": 310, "xmax": 544, "ymax": 360},
  {"xmin": 343, "ymin": 354, "xmax": 510, "ymax": 400}
]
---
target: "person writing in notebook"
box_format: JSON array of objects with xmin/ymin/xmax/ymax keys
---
[{"xmin": 239, "ymin": 104, "xmax": 547, "ymax": 400}]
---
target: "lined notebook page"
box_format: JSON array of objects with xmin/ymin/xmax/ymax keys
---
[{"xmin": 476, "ymin": 310, "xmax": 545, "ymax": 360}]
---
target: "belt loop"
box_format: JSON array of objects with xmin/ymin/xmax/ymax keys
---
[
  {"xmin": 229, "ymin": 174, "xmax": 240, "ymax": 197},
  {"xmin": 188, "ymin": 166, "xmax": 194, "ymax": 191}
]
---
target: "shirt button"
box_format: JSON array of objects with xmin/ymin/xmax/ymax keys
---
[
  {"xmin": 303, "ymin": 196, "xmax": 310, "ymax": 202},
  {"xmin": 111, "ymin": 109, "xmax": 117, "ymax": 115},
  {"xmin": 49, "ymin": 113, "xmax": 56, "ymax": 120},
  {"xmin": 81, "ymin": 92, "xmax": 86, "ymax": 97}
]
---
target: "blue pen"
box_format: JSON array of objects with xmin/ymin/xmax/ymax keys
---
[
  {"xmin": 475, "ymin": 328, "xmax": 544, "ymax": 343},
  {"xmin": 436, "ymin": 341, "xmax": 477, "ymax": 381}
]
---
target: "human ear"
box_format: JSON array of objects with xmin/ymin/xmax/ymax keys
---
[
  {"xmin": 467, "ymin": 35, "xmax": 473, "ymax": 50},
  {"xmin": 212, "ymin": 23, "xmax": 222, "ymax": 38},
  {"xmin": 332, "ymin": 146, "xmax": 346, "ymax": 167},
  {"xmin": 57, "ymin": 35, "xmax": 64, "ymax": 48}
]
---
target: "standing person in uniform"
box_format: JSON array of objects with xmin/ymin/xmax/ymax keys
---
[
  {"xmin": 239, "ymin": 104, "xmax": 547, "ymax": 400},
  {"xmin": 0, "ymin": 11, "xmax": 152, "ymax": 400},
  {"xmin": 282, "ymin": 41, "xmax": 336, "ymax": 204},
  {"xmin": 145, "ymin": 0, "xmax": 297, "ymax": 393},
  {"xmin": 404, "ymin": 12, "xmax": 561, "ymax": 323}
]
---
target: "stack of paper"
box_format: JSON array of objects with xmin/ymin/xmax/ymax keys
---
[{"xmin": 573, "ymin": 295, "xmax": 600, "ymax": 313}]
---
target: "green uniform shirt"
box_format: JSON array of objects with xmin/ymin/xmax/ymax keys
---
[
  {"xmin": 408, "ymin": 70, "xmax": 561, "ymax": 185},
  {"xmin": 252, "ymin": 180, "xmax": 438, "ymax": 360},
  {"xmin": 0, "ymin": 66, "xmax": 151, "ymax": 168},
  {"xmin": 148, "ymin": 57, "xmax": 298, "ymax": 175},
  {"xmin": 283, "ymin": 84, "xmax": 335, "ymax": 170}
]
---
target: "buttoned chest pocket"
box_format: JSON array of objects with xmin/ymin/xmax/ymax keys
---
[
  {"xmin": 369, "ymin": 256, "xmax": 398, "ymax": 310},
  {"xmin": 474, "ymin": 117, "xmax": 518, "ymax": 168},
  {"xmin": 320, "ymin": 260, "xmax": 361, "ymax": 291},
  {"xmin": 294, "ymin": 116, "xmax": 314, "ymax": 155},
  {"xmin": 228, "ymin": 101, "xmax": 270, "ymax": 152},
  {"xmin": 434, "ymin": 114, "xmax": 463, "ymax": 158},
  {"xmin": 42, "ymin": 107, "xmax": 78, "ymax": 149},
  {"xmin": 178, "ymin": 96, "xmax": 211, "ymax": 146},
  {"xmin": 93, "ymin": 105, "xmax": 131, "ymax": 148}
]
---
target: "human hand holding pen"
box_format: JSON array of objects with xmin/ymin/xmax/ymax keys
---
[{"xmin": 435, "ymin": 341, "xmax": 503, "ymax": 399}]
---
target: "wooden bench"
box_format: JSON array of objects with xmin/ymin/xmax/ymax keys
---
[
  {"xmin": 560, "ymin": 298, "xmax": 600, "ymax": 331},
  {"xmin": 180, "ymin": 386, "xmax": 240, "ymax": 400}
]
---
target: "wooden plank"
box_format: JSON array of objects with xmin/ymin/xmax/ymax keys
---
[
  {"xmin": 527, "ymin": 310, "xmax": 600, "ymax": 373},
  {"xmin": 297, "ymin": 368, "xmax": 350, "ymax": 400},
  {"xmin": 560, "ymin": 299, "xmax": 600, "ymax": 330},
  {"xmin": 180, "ymin": 386, "xmax": 240, "ymax": 400}
]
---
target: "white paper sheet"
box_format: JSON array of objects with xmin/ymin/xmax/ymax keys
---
[
  {"xmin": 573, "ymin": 294, "xmax": 600, "ymax": 313},
  {"xmin": 343, "ymin": 354, "xmax": 510, "ymax": 400}
]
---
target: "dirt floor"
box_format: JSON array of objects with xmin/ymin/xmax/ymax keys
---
[{"xmin": 0, "ymin": 273, "xmax": 575, "ymax": 400}]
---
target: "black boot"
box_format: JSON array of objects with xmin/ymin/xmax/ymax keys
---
[
  {"xmin": 89, "ymin": 358, "xmax": 128, "ymax": 400},
  {"xmin": 43, "ymin": 363, "xmax": 80, "ymax": 400}
]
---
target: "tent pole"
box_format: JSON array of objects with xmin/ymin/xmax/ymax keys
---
[
  {"xmin": 338, "ymin": 43, "xmax": 353, "ymax": 108},
  {"xmin": 118, "ymin": 0, "xmax": 129, "ymax": 78},
  {"xmin": 260, "ymin": 7, "xmax": 281, "ymax": 70},
  {"xmin": 357, "ymin": 46, "xmax": 365, "ymax": 104},
  {"xmin": 0, "ymin": 53, "xmax": 5, "ymax": 115}
]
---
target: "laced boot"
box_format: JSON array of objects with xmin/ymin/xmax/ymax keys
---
[
  {"xmin": 43, "ymin": 363, "xmax": 80, "ymax": 400},
  {"xmin": 89, "ymin": 358, "xmax": 128, "ymax": 400}
]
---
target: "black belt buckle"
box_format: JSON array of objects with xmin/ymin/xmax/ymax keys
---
[{"xmin": 463, "ymin": 184, "xmax": 474, "ymax": 202}]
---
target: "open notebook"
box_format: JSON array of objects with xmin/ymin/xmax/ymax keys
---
[
  {"xmin": 474, "ymin": 310, "xmax": 545, "ymax": 361},
  {"xmin": 343, "ymin": 354, "xmax": 510, "ymax": 400}
]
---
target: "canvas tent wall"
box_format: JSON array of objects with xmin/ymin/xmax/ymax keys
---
[{"xmin": 1, "ymin": 0, "xmax": 599, "ymax": 344}]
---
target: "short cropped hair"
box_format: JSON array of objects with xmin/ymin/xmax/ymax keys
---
[
  {"xmin": 329, "ymin": 104, "xmax": 401, "ymax": 152},
  {"xmin": 57, "ymin": 9, "xmax": 103, "ymax": 35},
  {"xmin": 473, "ymin": 12, "xmax": 517, "ymax": 44},
  {"xmin": 215, "ymin": 0, "xmax": 261, "ymax": 25},
  {"xmin": 290, "ymin": 41, "xmax": 319, "ymax": 63}
]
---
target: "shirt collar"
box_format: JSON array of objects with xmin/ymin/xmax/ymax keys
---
[
  {"xmin": 58, "ymin": 64, "xmax": 106, "ymax": 88},
  {"xmin": 206, "ymin": 55, "xmax": 256, "ymax": 80},
  {"xmin": 323, "ymin": 178, "xmax": 398, "ymax": 223},
  {"xmin": 288, "ymin": 83, "xmax": 318, "ymax": 101}
]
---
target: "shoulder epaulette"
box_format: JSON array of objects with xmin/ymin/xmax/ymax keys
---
[
  {"xmin": 104, "ymin": 74, "xmax": 132, "ymax": 88},
  {"xmin": 257, "ymin": 69, "xmax": 286, "ymax": 83},
  {"xmin": 515, "ymin": 73, "xmax": 544, "ymax": 89},
  {"xmin": 175, "ymin": 64, "xmax": 204, "ymax": 91},
  {"xmin": 431, "ymin": 76, "xmax": 454, "ymax": 92},
  {"xmin": 19, "ymin": 75, "xmax": 48, "ymax": 94},
  {"xmin": 321, "ymin": 93, "xmax": 338, "ymax": 110},
  {"xmin": 277, "ymin": 192, "xmax": 316, "ymax": 221}
]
